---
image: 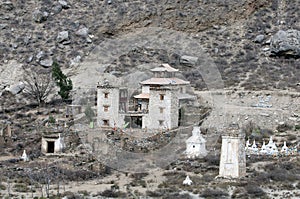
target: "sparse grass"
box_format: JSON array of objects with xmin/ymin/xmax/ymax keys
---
[
  {"xmin": 13, "ymin": 183, "xmax": 29, "ymax": 192},
  {"xmin": 100, "ymin": 189, "xmax": 126, "ymax": 198},
  {"xmin": 0, "ymin": 183, "xmax": 6, "ymax": 190},
  {"xmin": 245, "ymin": 184, "xmax": 266, "ymax": 198},
  {"xmin": 200, "ymin": 188, "xmax": 229, "ymax": 198},
  {"xmin": 78, "ymin": 190, "xmax": 90, "ymax": 196}
]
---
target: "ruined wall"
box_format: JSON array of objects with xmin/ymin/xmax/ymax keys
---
[
  {"xmin": 219, "ymin": 135, "xmax": 246, "ymax": 178},
  {"xmin": 41, "ymin": 137, "xmax": 48, "ymax": 153},
  {"xmin": 170, "ymin": 90, "xmax": 179, "ymax": 129}
]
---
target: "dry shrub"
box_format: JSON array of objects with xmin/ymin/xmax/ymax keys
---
[
  {"xmin": 200, "ymin": 188, "xmax": 228, "ymax": 198},
  {"xmin": 100, "ymin": 189, "xmax": 126, "ymax": 198},
  {"xmin": 245, "ymin": 184, "xmax": 266, "ymax": 197},
  {"xmin": 204, "ymin": 154, "xmax": 220, "ymax": 166}
]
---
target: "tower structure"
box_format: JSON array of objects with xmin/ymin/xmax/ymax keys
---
[
  {"xmin": 97, "ymin": 79, "xmax": 122, "ymax": 127},
  {"xmin": 219, "ymin": 124, "xmax": 246, "ymax": 178},
  {"xmin": 135, "ymin": 64, "xmax": 190, "ymax": 130}
]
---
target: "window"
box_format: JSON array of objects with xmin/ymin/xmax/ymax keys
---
[
  {"xmin": 119, "ymin": 102, "xmax": 127, "ymax": 112},
  {"xmin": 159, "ymin": 107, "xmax": 164, "ymax": 113},
  {"xmin": 103, "ymin": 120, "xmax": 109, "ymax": 126},
  {"xmin": 104, "ymin": 93, "xmax": 109, "ymax": 98},
  {"xmin": 120, "ymin": 90, "xmax": 128, "ymax": 98},
  {"xmin": 159, "ymin": 120, "xmax": 164, "ymax": 126},
  {"xmin": 160, "ymin": 94, "xmax": 164, "ymax": 100},
  {"xmin": 103, "ymin": 105, "xmax": 109, "ymax": 112}
]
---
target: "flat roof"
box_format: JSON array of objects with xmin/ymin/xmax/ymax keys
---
[
  {"xmin": 134, "ymin": 93, "xmax": 150, "ymax": 99},
  {"xmin": 140, "ymin": 77, "xmax": 190, "ymax": 85}
]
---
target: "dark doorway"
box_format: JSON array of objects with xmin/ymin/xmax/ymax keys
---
[
  {"xmin": 132, "ymin": 116, "xmax": 142, "ymax": 128},
  {"xmin": 125, "ymin": 116, "xmax": 142, "ymax": 128},
  {"xmin": 47, "ymin": 141, "xmax": 55, "ymax": 153},
  {"xmin": 103, "ymin": 120, "xmax": 109, "ymax": 126},
  {"xmin": 178, "ymin": 107, "xmax": 184, "ymax": 126}
]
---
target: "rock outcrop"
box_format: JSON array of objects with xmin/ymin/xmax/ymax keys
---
[{"xmin": 270, "ymin": 29, "xmax": 300, "ymax": 58}]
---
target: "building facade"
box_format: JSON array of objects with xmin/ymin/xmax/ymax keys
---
[{"xmin": 97, "ymin": 64, "xmax": 195, "ymax": 131}]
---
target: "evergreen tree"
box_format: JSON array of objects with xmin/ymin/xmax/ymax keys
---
[{"xmin": 52, "ymin": 62, "xmax": 73, "ymax": 101}]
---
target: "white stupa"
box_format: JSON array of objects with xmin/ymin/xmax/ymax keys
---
[
  {"xmin": 245, "ymin": 139, "xmax": 250, "ymax": 151},
  {"xmin": 250, "ymin": 140, "xmax": 259, "ymax": 154},
  {"xmin": 266, "ymin": 136, "xmax": 273, "ymax": 147},
  {"xmin": 281, "ymin": 141, "xmax": 289, "ymax": 155},
  {"xmin": 260, "ymin": 141, "xmax": 267, "ymax": 154},
  {"xmin": 21, "ymin": 150, "xmax": 29, "ymax": 162},
  {"xmin": 186, "ymin": 127, "xmax": 207, "ymax": 158},
  {"xmin": 183, "ymin": 176, "xmax": 193, "ymax": 186},
  {"xmin": 266, "ymin": 136, "xmax": 278, "ymax": 155}
]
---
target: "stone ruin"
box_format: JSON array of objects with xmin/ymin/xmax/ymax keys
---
[
  {"xmin": 185, "ymin": 126, "xmax": 207, "ymax": 158},
  {"xmin": 0, "ymin": 123, "xmax": 12, "ymax": 138},
  {"xmin": 219, "ymin": 124, "xmax": 246, "ymax": 178}
]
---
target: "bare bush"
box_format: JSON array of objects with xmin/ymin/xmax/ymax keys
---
[
  {"xmin": 245, "ymin": 184, "xmax": 266, "ymax": 197},
  {"xmin": 22, "ymin": 68, "xmax": 54, "ymax": 105}
]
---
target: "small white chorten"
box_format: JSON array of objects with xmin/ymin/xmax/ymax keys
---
[
  {"xmin": 250, "ymin": 140, "xmax": 258, "ymax": 154},
  {"xmin": 245, "ymin": 139, "xmax": 250, "ymax": 151},
  {"xmin": 186, "ymin": 127, "xmax": 207, "ymax": 158},
  {"xmin": 281, "ymin": 141, "xmax": 289, "ymax": 155},
  {"xmin": 260, "ymin": 141, "xmax": 267, "ymax": 154},
  {"xmin": 183, "ymin": 176, "xmax": 193, "ymax": 185},
  {"xmin": 266, "ymin": 136, "xmax": 278, "ymax": 155},
  {"xmin": 21, "ymin": 150, "xmax": 29, "ymax": 162}
]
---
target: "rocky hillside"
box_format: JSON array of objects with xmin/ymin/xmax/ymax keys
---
[{"xmin": 0, "ymin": 0, "xmax": 299, "ymax": 92}]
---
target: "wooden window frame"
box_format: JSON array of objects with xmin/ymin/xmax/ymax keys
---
[{"xmin": 160, "ymin": 94, "xmax": 165, "ymax": 101}]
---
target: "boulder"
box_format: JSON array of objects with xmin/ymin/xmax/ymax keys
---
[
  {"xmin": 57, "ymin": 31, "xmax": 69, "ymax": 43},
  {"xmin": 58, "ymin": 0, "xmax": 70, "ymax": 9},
  {"xmin": 75, "ymin": 27, "xmax": 89, "ymax": 38},
  {"xmin": 70, "ymin": 55, "xmax": 81, "ymax": 66},
  {"xmin": 40, "ymin": 58, "xmax": 53, "ymax": 68},
  {"xmin": 180, "ymin": 55, "xmax": 198, "ymax": 66},
  {"xmin": 52, "ymin": 4, "xmax": 63, "ymax": 14},
  {"xmin": 254, "ymin": 34, "xmax": 265, "ymax": 43},
  {"xmin": 270, "ymin": 29, "xmax": 300, "ymax": 58},
  {"xmin": 32, "ymin": 10, "xmax": 49, "ymax": 23},
  {"xmin": 5, "ymin": 82, "xmax": 25, "ymax": 95}
]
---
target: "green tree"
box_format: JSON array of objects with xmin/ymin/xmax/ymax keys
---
[{"xmin": 52, "ymin": 62, "xmax": 73, "ymax": 101}]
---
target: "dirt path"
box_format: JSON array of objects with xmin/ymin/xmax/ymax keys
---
[{"xmin": 0, "ymin": 155, "xmax": 16, "ymax": 161}]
